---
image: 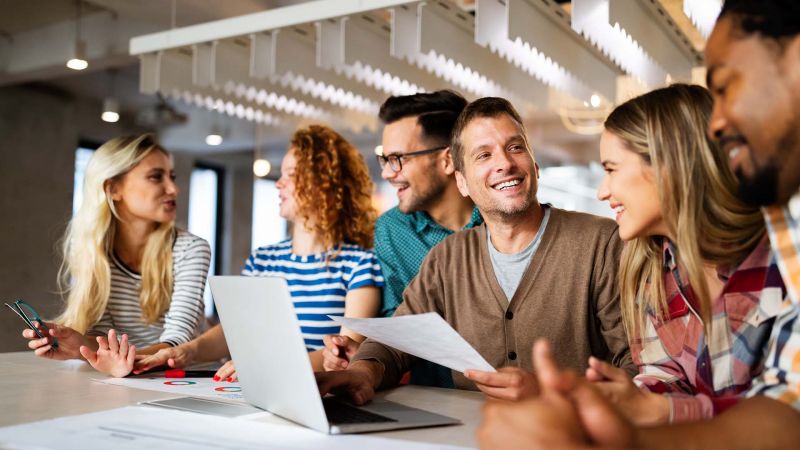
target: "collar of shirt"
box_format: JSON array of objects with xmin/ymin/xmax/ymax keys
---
[{"xmin": 411, "ymin": 206, "xmax": 483, "ymax": 234}]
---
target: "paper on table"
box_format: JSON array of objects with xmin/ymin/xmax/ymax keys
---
[
  {"xmin": 95, "ymin": 376, "xmax": 246, "ymax": 402},
  {"xmin": 331, "ymin": 313, "xmax": 495, "ymax": 373},
  {"xmin": 0, "ymin": 406, "xmax": 471, "ymax": 450}
]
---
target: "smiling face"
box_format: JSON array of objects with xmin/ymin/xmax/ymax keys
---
[
  {"xmin": 705, "ymin": 15, "xmax": 800, "ymax": 205},
  {"xmin": 380, "ymin": 116, "xmax": 451, "ymax": 213},
  {"xmin": 109, "ymin": 150, "xmax": 177, "ymax": 225},
  {"xmin": 454, "ymin": 114, "xmax": 538, "ymax": 220},
  {"xmin": 597, "ymin": 131, "xmax": 667, "ymax": 241}
]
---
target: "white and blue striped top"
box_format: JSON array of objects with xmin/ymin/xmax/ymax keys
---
[{"xmin": 242, "ymin": 240, "xmax": 384, "ymax": 351}]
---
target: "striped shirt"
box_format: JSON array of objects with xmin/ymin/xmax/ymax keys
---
[
  {"xmin": 631, "ymin": 237, "xmax": 785, "ymax": 422},
  {"xmin": 87, "ymin": 231, "xmax": 211, "ymax": 348},
  {"xmin": 746, "ymin": 195, "xmax": 800, "ymax": 411},
  {"xmin": 242, "ymin": 240, "xmax": 384, "ymax": 351}
]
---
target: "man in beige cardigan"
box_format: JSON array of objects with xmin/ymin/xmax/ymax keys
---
[{"xmin": 316, "ymin": 97, "xmax": 633, "ymax": 404}]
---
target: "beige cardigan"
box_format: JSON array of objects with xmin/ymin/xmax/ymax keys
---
[{"xmin": 354, "ymin": 207, "xmax": 635, "ymax": 390}]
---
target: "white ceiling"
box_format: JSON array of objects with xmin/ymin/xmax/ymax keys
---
[{"xmin": 0, "ymin": 0, "xmax": 712, "ymax": 166}]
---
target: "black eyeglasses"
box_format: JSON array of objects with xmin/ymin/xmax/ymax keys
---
[
  {"xmin": 375, "ymin": 146, "xmax": 448, "ymax": 172},
  {"xmin": 5, "ymin": 299, "xmax": 59, "ymax": 348}
]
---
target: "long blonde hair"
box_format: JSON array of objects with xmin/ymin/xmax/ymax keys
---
[
  {"xmin": 606, "ymin": 84, "xmax": 764, "ymax": 336},
  {"xmin": 57, "ymin": 134, "xmax": 176, "ymax": 334}
]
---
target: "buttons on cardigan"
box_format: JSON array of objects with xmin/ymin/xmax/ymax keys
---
[
  {"xmin": 505, "ymin": 310, "xmax": 513, "ymax": 320},
  {"xmin": 508, "ymin": 351, "xmax": 517, "ymax": 360}
]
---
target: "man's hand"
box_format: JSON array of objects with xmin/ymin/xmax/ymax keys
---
[
  {"xmin": 586, "ymin": 356, "xmax": 669, "ymax": 425},
  {"xmin": 315, "ymin": 361, "xmax": 380, "ymax": 405},
  {"xmin": 23, "ymin": 321, "xmax": 88, "ymax": 360},
  {"xmin": 465, "ymin": 366, "xmax": 539, "ymax": 401},
  {"xmin": 477, "ymin": 340, "xmax": 636, "ymax": 449},
  {"xmin": 79, "ymin": 329, "xmax": 136, "ymax": 378},
  {"xmin": 322, "ymin": 335, "xmax": 361, "ymax": 371},
  {"xmin": 133, "ymin": 342, "xmax": 197, "ymax": 374}
]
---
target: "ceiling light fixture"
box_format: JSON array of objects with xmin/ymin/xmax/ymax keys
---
[
  {"xmin": 101, "ymin": 98, "xmax": 119, "ymax": 123},
  {"xmin": 253, "ymin": 124, "xmax": 271, "ymax": 178},
  {"xmin": 206, "ymin": 124, "xmax": 223, "ymax": 146},
  {"xmin": 67, "ymin": 1, "xmax": 88, "ymax": 71},
  {"xmin": 101, "ymin": 70, "xmax": 120, "ymax": 122}
]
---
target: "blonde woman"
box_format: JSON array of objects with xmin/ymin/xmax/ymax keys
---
[
  {"xmin": 135, "ymin": 124, "xmax": 383, "ymax": 379},
  {"xmin": 589, "ymin": 84, "xmax": 785, "ymax": 424},
  {"xmin": 22, "ymin": 134, "xmax": 211, "ymax": 377}
]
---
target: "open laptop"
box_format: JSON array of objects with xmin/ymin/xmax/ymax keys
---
[{"xmin": 209, "ymin": 275, "xmax": 461, "ymax": 434}]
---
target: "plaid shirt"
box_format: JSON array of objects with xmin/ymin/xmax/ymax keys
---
[
  {"xmin": 631, "ymin": 236, "xmax": 786, "ymax": 422},
  {"xmin": 746, "ymin": 196, "xmax": 800, "ymax": 410}
]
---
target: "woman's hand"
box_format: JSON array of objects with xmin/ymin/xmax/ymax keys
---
[
  {"xmin": 214, "ymin": 360, "xmax": 238, "ymax": 382},
  {"xmin": 23, "ymin": 321, "xmax": 88, "ymax": 360},
  {"xmin": 586, "ymin": 356, "xmax": 669, "ymax": 426},
  {"xmin": 79, "ymin": 329, "xmax": 136, "ymax": 378}
]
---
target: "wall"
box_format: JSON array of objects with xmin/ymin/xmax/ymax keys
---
[{"xmin": 0, "ymin": 86, "xmax": 78, "ymax": 352}]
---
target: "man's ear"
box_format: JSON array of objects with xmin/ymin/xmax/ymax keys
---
[
  {"xmin": 534, "ymin": 161, "xmax": 540, "ymax": 179},
  {"xmin": 455, "ymin": 170, "xmax": 470, "ymax": 198},
  {"xmin": 441, "ymin": 148, "xmax": 455, "ymax": 176}
]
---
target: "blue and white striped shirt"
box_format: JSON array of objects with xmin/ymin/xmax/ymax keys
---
[{"xmin": 242, "ymin": 240, "xmax": 384, "ymax": 350}]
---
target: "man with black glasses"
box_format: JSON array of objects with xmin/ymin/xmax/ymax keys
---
[{"xmin": 321, "ymin": 91, "xmax": 481, "ymax": 388}]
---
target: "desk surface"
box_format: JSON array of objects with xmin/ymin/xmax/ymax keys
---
[{"xmin": 0, "ymin": 352, "xmax": 483, "ymax": 448}]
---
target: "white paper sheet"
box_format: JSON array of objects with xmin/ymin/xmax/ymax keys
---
[
  {"xmin": 0, "ymin": 406, "xmax": 471, "ymax": 450},
  {"xmin": 96, "ymin": 376, "xmax": 246, "ymax": 402},
  {"xmin": 332, "ymin": 313, "xmax": 495, "ymax": 373}
]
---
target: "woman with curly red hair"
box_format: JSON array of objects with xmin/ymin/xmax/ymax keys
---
[{"xmin": 135, "ymin": 125, "xmax": 384, "ymax": 378}]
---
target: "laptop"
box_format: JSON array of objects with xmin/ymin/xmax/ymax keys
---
[{"xmin": 209, "ymin": 275, "xmax": 461, "ymax": 434}]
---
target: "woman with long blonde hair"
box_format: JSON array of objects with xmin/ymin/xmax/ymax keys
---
[
  {"xmin": 135, "ymin": 124, "xmax": 383, "ymax": 379},
  {"xmin": 22, "ymin": 134, "xmax": 210, "ymax": 376},
  {"xmin": 588, "ymin": 84, "xmax": 784, "ymax": 424}
]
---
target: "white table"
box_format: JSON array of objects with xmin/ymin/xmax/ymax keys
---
[{"xmin": 0, "ymin": 352, "xmax": 484, "ymax": 448}]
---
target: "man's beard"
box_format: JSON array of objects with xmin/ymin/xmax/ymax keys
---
[
  {"xmin": 399, "ymin": 173, "xmax": 448, "ymax": 213},
  {"xmin": 736, "ymin": 163, "xmax": 779, "ymax": 207}
]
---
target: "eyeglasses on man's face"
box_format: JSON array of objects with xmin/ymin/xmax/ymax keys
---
[{"xmin": 375, "ymin": 145, "xmax": 448, "ymax": 172}]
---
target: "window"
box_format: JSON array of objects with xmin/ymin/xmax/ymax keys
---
[
  {"xmin": 72, "ymin": 147, "xmax": 95, "ymax": 216},
  {"xmin": 188, "ymin": 164, "xmax": 223, "ymax": 317},
  {"xmin": 252, "ymin": 178, "xmax": 288, "ymax": 249}
]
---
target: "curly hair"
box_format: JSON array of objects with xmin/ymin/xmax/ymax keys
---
[{"xmin": 290, "ymin": 125, "xmax": 377, "ymax": 250}]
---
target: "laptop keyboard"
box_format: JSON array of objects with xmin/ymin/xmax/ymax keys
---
[{"xmin": 322, "ymin": 399, "xmax": 397, "ymax": 425}]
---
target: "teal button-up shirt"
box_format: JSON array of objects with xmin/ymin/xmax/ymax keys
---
[{"xmin": 375, "ymin": 206, "xmax": 483, "ymax": 318}]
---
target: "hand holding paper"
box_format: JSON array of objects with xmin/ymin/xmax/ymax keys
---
[{"xmin": 331, "ymin": 313, "xmax": 495, "ymax": 373}]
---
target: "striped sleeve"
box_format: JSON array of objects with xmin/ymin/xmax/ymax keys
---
[
  {"xmin": 159, "ymin": 233, "xmax": 211, "ymax": 346},
  {"xmin": 346, "ymin": 249, "xmax": 385, "ymax": 291},
  {"xmin": 87, "ymin": 307, "xmax": 115, "ymax": 337},
  {"xmin": 241, "ymin": 251, "xmax": 257, "ymax": 276}
]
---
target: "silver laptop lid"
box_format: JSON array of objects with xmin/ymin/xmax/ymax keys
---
[{"xmin": 209, "ymin": 275, "xmax": 330, "ymax": 433}]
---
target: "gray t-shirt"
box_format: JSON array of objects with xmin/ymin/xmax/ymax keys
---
[{"xmin": 487, "ymin": 205, "xmax": 551, "ymax": 302}]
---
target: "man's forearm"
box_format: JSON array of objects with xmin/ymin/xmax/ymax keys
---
[
  {"xmin": 634, "ymin": 396, "xmax": 800, "ymax": 450},
  {"xmin": 349, "ymin": 360, "xmax": 386, "ymax": 390}
]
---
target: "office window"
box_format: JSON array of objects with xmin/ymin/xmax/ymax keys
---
[
  {"xmin": 188, "ymin": 165, "xmax": 222, "ymax": 317},
  {"xmin": 252, "ymin": 178, "xmax": 288, "ymax": 249},
  {"xmin": 72, "ymin": 147, "xmax": 95, "ymax": 216},
  {"xmin": 537, "ymin": 165, "xmax": 612, "ymax": 219}
]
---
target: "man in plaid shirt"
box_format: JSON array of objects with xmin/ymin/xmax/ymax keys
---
[{"xmin": 477, "ymin": 1, "xmax": 800, "ymax": 448}]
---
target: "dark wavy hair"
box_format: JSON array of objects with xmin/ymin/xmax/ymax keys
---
[
  {"xmin": 720, "ymin": 0, "xmax": 800, "ymax": 40},
  {"xmin": 290, "ymin": 125, "xmax": 377, "ymax": 251},
  {"xmin": 378, "ymin": 90, "xmax": 467, "ymax": 147}
]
